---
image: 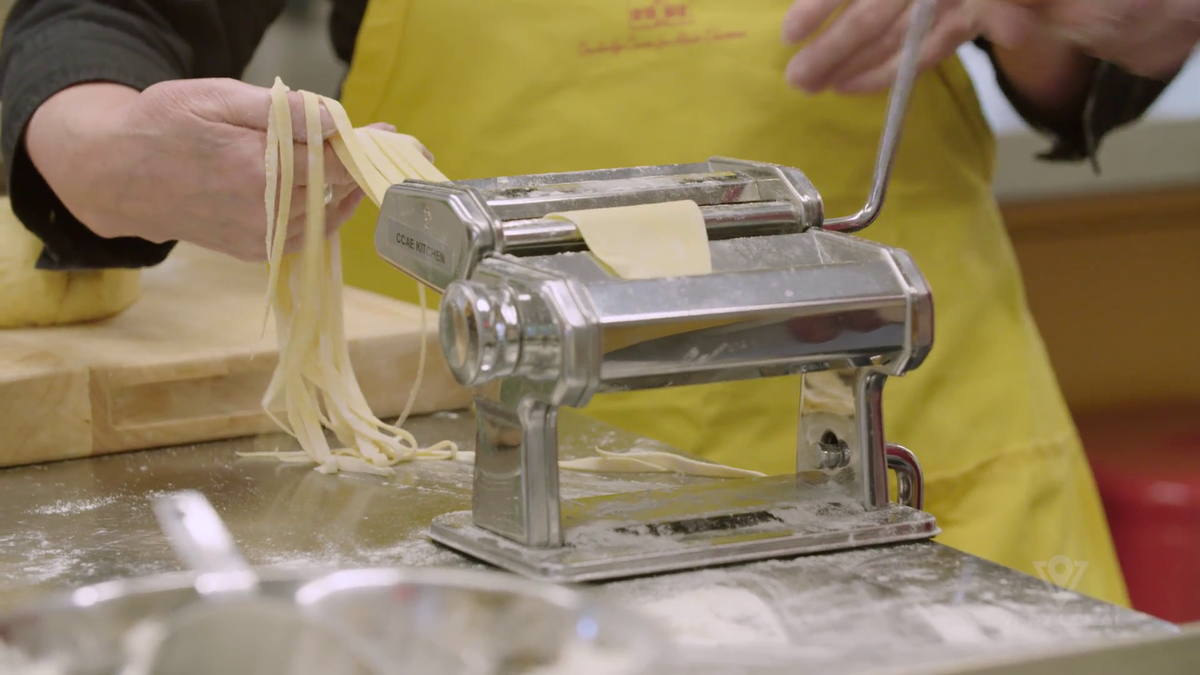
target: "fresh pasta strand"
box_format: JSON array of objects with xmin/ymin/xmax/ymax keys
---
[{"xmin": 243, "ymin": 77, "xmax": 456, "ymax": 476}]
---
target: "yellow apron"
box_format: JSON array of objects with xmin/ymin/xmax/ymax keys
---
[{"xmin": 336, "ymin": 0, "xmax": 1128, "ymax": 606}]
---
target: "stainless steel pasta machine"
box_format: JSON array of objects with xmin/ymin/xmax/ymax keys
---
[{"xmin": 373, "ymin": 1, "xmax": 941, "ymax": 582}]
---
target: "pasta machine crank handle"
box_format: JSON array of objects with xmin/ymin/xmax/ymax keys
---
[{"xmin": 824, "ymin": 0, "xmax": 937, "ymax": 234}]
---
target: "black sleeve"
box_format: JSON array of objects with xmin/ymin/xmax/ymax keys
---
[
  {"xmin": 972, "ymin": 38, "xmax": 1176, "ymax": 172},
  {"xmin": 0, "ymin": 0, "xmax": 286, "ymax": 271},
  {"xmin": 329, "ymin": 0, "xmax": 369, "ymax": 66}
]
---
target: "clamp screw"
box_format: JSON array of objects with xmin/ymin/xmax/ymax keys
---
[{"xmin": 817, "ymin": 431, "xmax": 851, "ymax": 470}]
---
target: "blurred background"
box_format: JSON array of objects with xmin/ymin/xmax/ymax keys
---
[
  {"xmin": 233, "ymin": 1, "xmax": 1200, "ymax": 418},
  {"xmin": 2, "ymin": 0, "xmax": 1198, "ymax": 623}
]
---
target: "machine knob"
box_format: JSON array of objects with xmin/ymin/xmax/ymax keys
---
[{"xmin": 440, "ymin": 281, "xmax": 521, "ymax": 387}]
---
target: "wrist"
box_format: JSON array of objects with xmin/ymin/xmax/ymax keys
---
[
  {"xmin": 989, "ymin": 29, "xmax": 1096, "ymax": 126},
  {"xmin": 1180, "ymin": 0, "xmax": 1200, "ymax": 26},
  {"xmin": 24, "ymin": 83, "xmax": 140, "ymax": 238}
]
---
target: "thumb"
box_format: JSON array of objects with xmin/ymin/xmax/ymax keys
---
[{"xmin": 205, "ymin": 79, "xmax": 338, "ymax": 142}]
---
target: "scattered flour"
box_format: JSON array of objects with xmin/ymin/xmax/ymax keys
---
[
  {"xmin": 641, "ymin": 586, "xmax": 789, "ymax": 646},
  {"xmin": 252, "ymin": 538, "xmax": 476, "ymax": 573},
  {"xmin": 910, "ymin": 605, "xmax": 1054, "ymax": 644},
  {"xmin": 525, "ymin": 642, "xmax": 640, "ymax": 675},
  {"xmin": 30, "ymin": 497, "xmax": 118, "ymax": 517}
]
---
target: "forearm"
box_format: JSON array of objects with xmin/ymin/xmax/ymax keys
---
[
  {"xmin": 24, "ymin": 85, "xmax": 142, "ymax": 239},
  {"xmin": 974, "ymin": 34, "xmax": 1176, "ymax": 168},
  {"xmin": 0, "ymin": 0, "xmax": 286, "ymax": 270},
  {"xmin": 989, "ymin": 34, "xmax": 1097, "ymax": 129}
]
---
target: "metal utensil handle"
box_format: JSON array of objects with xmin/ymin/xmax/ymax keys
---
[
  {"xmin": 152, "ymin": 491, "xmax": 260, "ymax": 597},
  {"xmin": 885, "ymin": 444, "xmax": 925, "ymax": 510},
  {"xmin": 824, "ymin": 0, "xmax": 937, "ymax": 233}
]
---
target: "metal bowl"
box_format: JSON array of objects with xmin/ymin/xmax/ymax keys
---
[{"xmin": 0, "ymin": 566, "xmax": 667, "ymax": 674}]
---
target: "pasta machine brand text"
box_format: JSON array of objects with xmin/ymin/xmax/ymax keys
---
[{"xmin": 396, "ymin": 233, "xmax": 448, "ymax": 266}]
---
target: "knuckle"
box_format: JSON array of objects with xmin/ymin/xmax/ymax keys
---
[{"xmin": 844, "ymin": 10, "xmax": 877, "ymax": 35}]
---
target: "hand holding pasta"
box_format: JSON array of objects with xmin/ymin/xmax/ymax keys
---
[
  {"xmin": 24, "ymin": 79, "xmax": 366, "ymax": 262},
  {"xmin": 249, "ymin": 78, "xmax": 456, "ymax": 476}
]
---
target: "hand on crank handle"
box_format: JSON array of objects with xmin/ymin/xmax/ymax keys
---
[
  {"xmin": 24, "ymin": 78, "xmax": 382, "ymax": 263},
  {"xmin": 1003, "ymin": 0, "xmax": 1200, "ymax": 78},
  {"xmin": 780, "ymin": 0, "xmax": 1040, "ymax": 94}
]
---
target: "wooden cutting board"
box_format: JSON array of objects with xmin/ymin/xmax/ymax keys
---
[{"xmin": 0, "ymin": 244, "xmax": 470, "ymax": 468}]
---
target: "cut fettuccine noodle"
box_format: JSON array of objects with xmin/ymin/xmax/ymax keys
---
[
  {"xmin": 242, "ymin": 78, "xmax": 455, "ymax": 477},
  {"xmin": 244, "ymin": 77, "xmax": 752, "ymax": 480}
]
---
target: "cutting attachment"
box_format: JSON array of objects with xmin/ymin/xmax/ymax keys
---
[{"xmin": 374, "ymin": 0, "xmax": 941, "ymax": 582}]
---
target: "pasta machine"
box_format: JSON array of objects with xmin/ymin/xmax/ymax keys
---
[{"xmin": 373, "ymin": 1, "xmax": 940, "ymax": 582}]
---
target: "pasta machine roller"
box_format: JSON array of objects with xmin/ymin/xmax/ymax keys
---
[{"xmin": 374, "ymin": 1, "xmax": 940, "ymax": 582}]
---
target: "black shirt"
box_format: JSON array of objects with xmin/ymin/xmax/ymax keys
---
[{"xmin": 0, "ymin": 0, "xmax": 1178, "ymax": 271}]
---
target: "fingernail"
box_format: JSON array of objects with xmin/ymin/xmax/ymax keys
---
[
  {"xmin": 785, "ymin": 62, "xmax": 807, "ymax": 89},
  {"xmin": 786, "ymin": 53, "xmax": 826, "ymax": 93},
  {"xmin": 786, "ymin": 71, "xmax": 821, "ymax": 94}
]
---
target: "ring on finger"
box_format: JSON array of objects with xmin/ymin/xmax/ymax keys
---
[{"xmin": 323, "ymin": 184, "xmax": 333, "ymax": 206}]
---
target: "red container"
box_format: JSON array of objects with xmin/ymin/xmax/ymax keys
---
[{"xmin": 1078, "ymin": 406, "xmax": 1200, "ymax": 624}]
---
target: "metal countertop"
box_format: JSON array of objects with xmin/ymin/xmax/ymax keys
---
[{"xmin": 0, "ymin": 410, "xmax": 1178, "ymax": 674}]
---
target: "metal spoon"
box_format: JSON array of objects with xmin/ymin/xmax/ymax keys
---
[{"xmin": 123, "ymin": 490, "xmax": 393, "ymax": 675}]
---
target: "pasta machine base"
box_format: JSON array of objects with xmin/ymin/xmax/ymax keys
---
[{"xmin": 430, "ymin": 474, "xmax": 938, "ymax": 583}]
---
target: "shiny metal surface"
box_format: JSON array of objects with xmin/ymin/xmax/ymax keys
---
[
  {"xmin": 888, "ymin": 626, "xmax": 1200, "ymax": 675},
  {"xmin": 886, "ymin": 444, "xmax": 924, "ymax": 510},
  {"xmin": 500, "ymin": 201, "xmax": 802, "ymax": 253},
  {"xmin": 2, "ymin": 566, "xmax": 664, "ymax": 675},
  {"xmin": 373, "ymin": 157, "xmax": 826, "ymax": 294},
  {"xmin": 463, "ymin": 157, "xmax": 824, "ymax": 227},
  {"xmin": 139, "ymin": 492, "xmax": 394, "ymax": 675},
  {"xmin": 0, "ymin": 412, "xmax": 1179, "ymax": 674},
  {"xmin": 439, "ymin": 283, "xmax": 521, "ymax": 388},
  {"xmin": 371, "ymin": 9, "xmax": 935, "ymax": 574},
  {"xmin": 431, "ymin": 474, "xmax": 936, "ymax": 583},
  {"xmin": 434, "ymin": 228, "xmax": 934, "ymax": 577},
  {"xmin": 151, "ymin": 491, "xmax": 260, "ymax": 598},
  {"xmin": 795, "ymin": 369, "xmax": 894, "ymax": 510}
]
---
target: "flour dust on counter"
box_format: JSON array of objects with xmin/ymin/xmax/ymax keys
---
[
  {"xmin": 29, "ymin": 496, "xmax": 118, "ymax": 517},
  {"xmin": 602, "ymin": 544, "xmax": 1174, "ymax": 673},
  {"xmin": 0, "ymin": 417, "xmax": 1180, "ymax": 675}
]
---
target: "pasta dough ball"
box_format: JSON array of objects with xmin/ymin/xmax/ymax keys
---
[{"xmin": 0, "ymin": 197, "xmax": 140, "ymax": 328}]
